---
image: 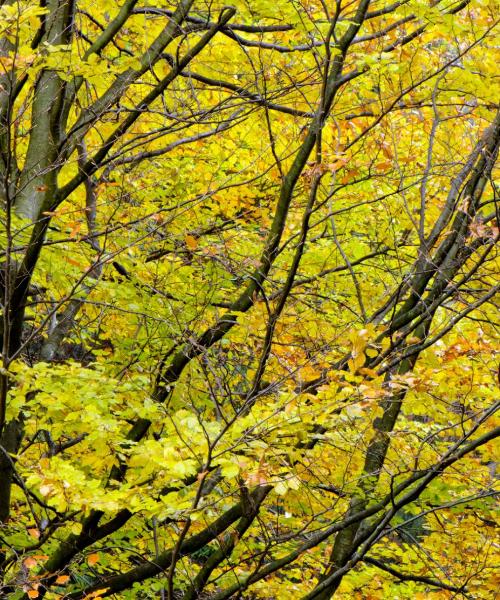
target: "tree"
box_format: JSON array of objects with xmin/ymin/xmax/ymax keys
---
[{"xmin": 0, "ymin": 0, "xmax": 498, "ymax": 598}]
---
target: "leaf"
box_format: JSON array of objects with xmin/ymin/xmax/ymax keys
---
[
  {"xmin": 4, "ymin": 1, "xmax": 499, "ymax": 597},
  {"xmin": 68, "ymin": 221, "xmax": 82, "ymax": 238},
  {"xmin": 275, "ymin": 481, "xmax": 288, "ymax": 496},
  {"xmin": 185, "ymin": 235, "xmax": 198, "ymax": 250},
  {"xmin": 39, "ymin": 484, "xmax": 53, "ymax": 497},
  {"xmin": 87, "ymin": 591, "xmax": 107, "ymax": 599},
  {"xmin": 220, "ymin": 461, "xmax": 240, "ymax": 479},
  {"xmin": 87, "ymin": 553, "xmax": 100, "ymax": 566},
  {"xmin": 70, "ymin": 522, "xmax": 83, "ymax": 535},
  {"xmin": 24, "ymin": 557, "xmax": 38, "ymax": 569}
]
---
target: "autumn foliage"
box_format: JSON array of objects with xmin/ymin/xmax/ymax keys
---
[{"xmin": 0, "ymin": 1, "xmax": 499, "ymax": 599}]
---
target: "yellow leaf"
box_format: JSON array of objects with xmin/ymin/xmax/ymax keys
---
[
  {"xmin": 220, "ymin": 461, "xmax": 240, "ymax": 479},
  {"xmin": 39, "ymin": 458, "xmax": 50, "ymax": 470},
  {"xmin": 275, "ymin": 481, "xmax": 288, "ymax": 495},
  {"xmin": 71, "ymin": 522, "xmax": 83, "ymax": 535},
  {"xmin": 88, "ymin": 590, "xmax": 107, "ymax": 598}
]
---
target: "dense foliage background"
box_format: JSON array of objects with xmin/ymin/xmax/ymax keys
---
[{"xmin": 0, "ymin": 1, "xmax": 498, "ymax": 598}]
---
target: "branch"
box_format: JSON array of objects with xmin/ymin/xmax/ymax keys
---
[
  {"xmin": 66, "ymin": 486, "xmax": 272, "ymax": 600},
  {"xmin": 164, "ymin": 62, "xmax": 314, "ymax": 118},
  {"xmin": 82, "ymin": 0, "xmax": 140, "ymax": 58},
  {"xmin": 56, "ymin": 6, "xmax": 237, "ymax": 204},
  {"xmin": 62, "ymin": 0, "xmax": 196, "ymax": 156},
  {"xmin": 101, "ymin": 108, "xmax": 245, "ymax": 171},
  {"xmin": 132, "ymin": 7, "xmax": 294, "ymax": 33},
  {"xmin": 362, "ymin": 557, "xmax": 467, "ymax": 593},
  {"xmin": 304, "ymin": 408, "xmax": 500, "ymax": 599},
  {"xmin": 150, "ymin": 0, "xmax": 375, "ymax": 404},
  {"xmin": 210, "ymin": 412, "xmax": 499, "ymax": 599}
]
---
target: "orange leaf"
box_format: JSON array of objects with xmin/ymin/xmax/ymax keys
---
[
  {"xmin": 341, "ymin": 168, "xmax": 359, "ymax": 183},
  {"xmin": 66, "ymin": 257, "xmax": 82, "ymax": 267},
  {"xmin": 327, "ymin": 158, "xmax": 348, "ymax": 171},
  {"xmin": 28, "ymin": 591, "xmax": 39, "ymax": 599},
  {"xmin": 56, "ymin": 575, "xmax": 70, "ymax": 584},
  {"xmin": 380, "ymin": 143, "xmax": 393, "ymax": 159},
  {"xmin": 185, "ymin": 235, "xmax": 198, "ymax": 250},
  {"xmin": 197, "ymin": 471, "xmax": 208, "ymax": 482},
  {"xmin": 87, "ymin": 553, "xmax": 100, "ymax": 566},
  {"xmin": 69, "ymin": 222, "xmax": 82, "ymax": 238},
  {"xmin": 24, "ymin": 557, "xmax": 38, "ymax": 569}
]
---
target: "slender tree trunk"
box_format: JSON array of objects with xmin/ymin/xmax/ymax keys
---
[
  {"xmin": 0, "ymin": 0, "xmax": 76, "ymax": 527},
  {"xmin": 313, "ymin": 323, "xmax": 428, "ymax": 600}
]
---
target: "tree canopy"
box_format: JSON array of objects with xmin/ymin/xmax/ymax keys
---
[{"xmin": 0, "ymin": 1, "xmax": 498, "ymax": 598}]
